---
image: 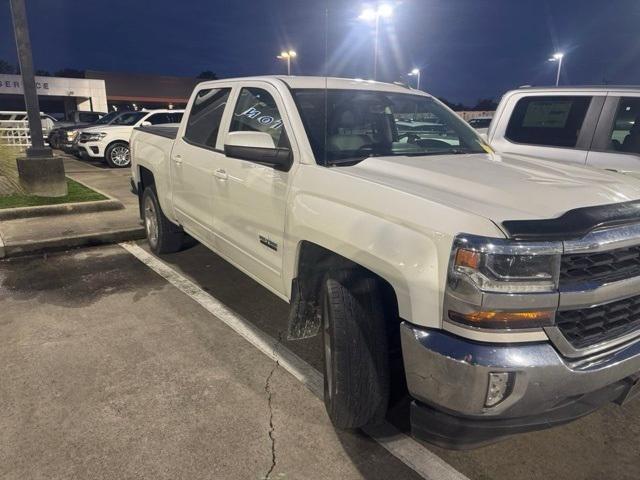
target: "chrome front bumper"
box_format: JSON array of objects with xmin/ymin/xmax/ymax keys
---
[{"xmin": 401, "ymin": 323, "xmax": 640, "ymax": 420}]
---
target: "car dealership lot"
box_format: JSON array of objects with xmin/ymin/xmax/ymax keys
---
[{"xmin": 1, "ymin": 243, "xmax": 640, "ymax": 480}]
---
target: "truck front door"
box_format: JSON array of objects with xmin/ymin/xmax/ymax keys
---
[{"xmin": 211, "ymin": 84, "xmax": 294, "ymax": 295}]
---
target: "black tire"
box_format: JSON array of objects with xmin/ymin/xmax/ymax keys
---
[
  {"xmin": 321, "ymin": 270, "xmax": 390, "ymax": 429},
  {"xmin": 142, "ymin": 186, "xmax": 184, "ymax": 254},
  {"xmin": 105, "ymin": 141, "xmax": 130, "ymax": 168}
]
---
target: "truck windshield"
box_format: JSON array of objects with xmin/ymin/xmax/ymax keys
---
[{"xmin": 292, "ymin": 89, "xmax": 487, "ymax": 165}]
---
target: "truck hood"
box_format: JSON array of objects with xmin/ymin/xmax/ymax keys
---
[{"xmin": 339, "ymin": 152, "xmax": 640, "ymax": 225}]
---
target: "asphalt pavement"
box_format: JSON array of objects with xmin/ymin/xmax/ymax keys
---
[{"xmin": 1, "ymin": 241, "xmax": 639, "ymax": 479}]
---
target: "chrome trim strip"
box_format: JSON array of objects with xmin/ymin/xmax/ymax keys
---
[
  {"xmin": 559, "ymin": 275, "xmax": 640, "ymax": 309},
  {"xmin": 546, "ymin": 325, "xmax": 640, "ymax": 359},
  {"xmin": 563, "ymin": 222, "xmax": 640, "ymax": 254}
]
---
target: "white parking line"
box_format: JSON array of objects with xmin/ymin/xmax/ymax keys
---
[{"xmin": 120, "ymin": 241, "xmax": 470, "ymax": 480}]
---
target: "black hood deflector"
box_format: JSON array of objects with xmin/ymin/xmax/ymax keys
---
[{"xmin": 502, "ymin": 200, "xmax": 640, "ymax": 241}]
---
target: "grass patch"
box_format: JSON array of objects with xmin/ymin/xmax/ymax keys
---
[
  {"xmin": 0, "ymin": 144, "xmax": 26, "ymax": 194},
  {"xmin": 0, "ymin": 178, "xmax": 107, "ymax": 209}
]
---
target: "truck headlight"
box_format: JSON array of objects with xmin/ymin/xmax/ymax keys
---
[
  {"xmin": 66, "ymin": 130, "xmax": 79, "ymax": 140},
  {"xmin": 445, "ymin": 234, "xmax": 562, "ymax": 329},
  {"xmin": 83, "ymin": 132, "xmax": 107, "ymax": 141}
]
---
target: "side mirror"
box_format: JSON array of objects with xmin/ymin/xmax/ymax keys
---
[
  {"xmin": 224, "ymin": 131, "xmax": 293, "ymax": 171},
  {"xmin": 141, "ymin": 121, "xmax": 152, "ymax": 127}
]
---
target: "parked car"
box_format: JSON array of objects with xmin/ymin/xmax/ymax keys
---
[
  {"xmin": 49, "ymin": 110, "xmax": 115, "ymax": 151},
  {"xmin": 0, "ymin": 110, "xmax": 58, "ymax": 143},
  {"xmin": 467, "ymin": 116, "xmax": 493, "ymax": 135},
  {"xmin": 130, "ymin": 76, "xmax": 640, "ymax": 449},
  {"xmin": 487, "ymin": 86, "xmax": 640, "ymax": 174},
  {"xmin": 76, "ymin": 109, "xmax": 184, "ymax": 168}
]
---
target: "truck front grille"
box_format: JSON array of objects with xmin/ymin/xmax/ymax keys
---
[
  {"xmin": 556, "ymin": 294, "xmax": 640, "ymax": 349},
  {"xmin": 560, "ymin": 244, "xmax": 640, "ymax": 287}
]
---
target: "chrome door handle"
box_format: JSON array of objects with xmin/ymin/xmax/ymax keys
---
[
  {"xmin": 172, "ymin": 154, "xmax": 183, "ymax": 166},
  {"xmin": 214, "ymin": 169, "xmax": 228, "ymax": 180}
]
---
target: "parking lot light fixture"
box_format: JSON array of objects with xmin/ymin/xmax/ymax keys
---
[
  {"xmin": 359, "ymin": 4, "xmax": 395, "ymax": 80},
  {"xmin": 409, "ymin": 68, "xmax": 421, "ymax": 90},
  {"xmin": 548, "ymin": 52, "xmax": 564, "ymax": 86},
  {"xmin": 277, "ymin": 50, "xmax": 297, "ymax": 76}
]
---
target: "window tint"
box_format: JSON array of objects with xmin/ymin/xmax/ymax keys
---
[
  {"xmin": 230, "ymin": 88, "xmax": 288, "ymax": 147},
  {"xmin": 609, "ymin": 97, "xmax": 640, "ymax": 154},
  {"xmin": 506, "ymin": 96, "xmax": 592, "ymax": 148},
  {"xmin": 78, "ymin": 112, "xmax": 99, "ymax": 123},
  {"xmin": 183, "ymin": 88, "xmax": 230, "ymax": 148}
]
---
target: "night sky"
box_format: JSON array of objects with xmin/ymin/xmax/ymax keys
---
[{"xmin": 0, "ymin": 0, "xmax": 638, "ymax": 104}]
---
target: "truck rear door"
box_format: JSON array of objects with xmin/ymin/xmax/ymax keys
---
[{"xmin": 170, "ymin": 86, "xmax": 233, "ymax": 243}]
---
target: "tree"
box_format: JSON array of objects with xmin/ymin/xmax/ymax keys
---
[
  {"xmin": 35, "ymin": 69, "xmax": 50, "ymax": 76},
  {"xmin": 437, "ymin": 97, "xmax": 469, "ymax": 111},
  {"xmin": 197, "ymin": 70, "xmax": 218, "ymax": 80},
  {"xmin": 473, "ymin": 98, "xmax": 498, "ymax": 111},
  {"xmin": 0, "ymin": 59, "xmax": 15, "ymax": 74},
  {"xmin": 53, "ymin": 68, "xmax": 84, "ymax": 78}
]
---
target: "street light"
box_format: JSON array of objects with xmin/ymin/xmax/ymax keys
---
[
  {"xmin": 408, "ymin": 68, "xmax": 421, "ymax": 90},
  {"xmin": 359, "ymin": 3, "xmax": 394, "ymax": 80},
  {"xmin": 277, "ymin": 50, "xmax": 297, "ymax": 76},
  {"xmin": 548, "ymin": 52, "xmax": 564, "ymax": 86}
]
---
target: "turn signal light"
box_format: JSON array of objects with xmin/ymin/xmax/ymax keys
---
[{"xmin": 448, "ymin": 310, "xmax": 554, "ymax": 329}]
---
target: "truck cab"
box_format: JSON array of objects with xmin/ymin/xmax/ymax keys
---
[{"xmin": 488, "ymin": 86, "xmax": 640, "ymax": 174}]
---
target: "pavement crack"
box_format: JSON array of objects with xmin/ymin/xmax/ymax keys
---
[
  {"xmin": 264, "ymin": 361, "xmax": 278, "ymax": 479},
  {"xmin": 263, "ymin": 332, "xmax": 284, "ymax": 480}
]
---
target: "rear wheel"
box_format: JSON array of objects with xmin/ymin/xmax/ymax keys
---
[
  {"xmin": 321, "ymin": 270, "xmax": 390, "ymax": 429},
  {"xmin": 142, "ymin": 187, "xmax": 184, "ymax": 254},
  {"xmin": 105, "ymin": 141, "xmax": 130, "ymax": 168}
]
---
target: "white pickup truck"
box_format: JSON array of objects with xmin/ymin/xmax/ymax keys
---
[
  {"xmin": 130, "ymin": 76, "xmax": 640, "ymax": 449},
  {"xmin": 487, "ymin": 86, "xmax": 640, "ymax": 174}
]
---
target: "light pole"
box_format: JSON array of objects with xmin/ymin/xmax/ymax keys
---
[
  {"xmin": 277, "ymin": 50, "xmax": 297, "ymax": 76},
  {"xmin": 359, "ymin": 4, "xmax": 394, "ymax": 80},
  {"xmin": 9, "ymin": 0, "xmax": 66, "ymax": 196},
  {"xmin": 408, "ymin": 68, "xmax": 421, "ymax": 90},
  {"xmin": 548, "ymin": 52, "xmax": 564, "ymax": 86}
]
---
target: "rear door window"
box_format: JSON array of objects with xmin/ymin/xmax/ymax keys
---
[
  {"xmin": 183, "ymin": 88, "xmax": 231, "ymax": 148},
  {"xmin": 506, "ymin": 96, "xmax": 592, "ymax": 148}
]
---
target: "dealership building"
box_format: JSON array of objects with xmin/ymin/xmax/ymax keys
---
[{"xmin": 0, "ymin": 70, "xmax": 200, "ymax": 118}]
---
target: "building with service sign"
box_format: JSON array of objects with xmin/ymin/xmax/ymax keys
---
[
  {"xmin": 0, "ymin": 71, "xmax": 201, "ymax": 119},
  {"xmin": 0, "ymin": 74, "xmax": 107, "ymax": 118}
]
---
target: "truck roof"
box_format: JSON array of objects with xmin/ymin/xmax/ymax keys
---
[
  {"xmin": 196, "ymin": 75, "xmax": 428, "ymax": 95},
  {"xmin": 511, "ymin": 85, "xmax": 640, "ymax": 94}
]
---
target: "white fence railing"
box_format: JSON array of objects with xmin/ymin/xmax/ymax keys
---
[
  {"xmin": 0, "ymin": 119, "xmax": 32, "ymax": 147},
  {"xmin": 0, "ymin": 119, "xmax": 51, "ymax": 148}
]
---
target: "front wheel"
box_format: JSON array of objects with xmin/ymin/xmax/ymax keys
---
[
  {"xmin": 142, "ymin": 187, "xmax": 184, "ymax": 254},
  {"xmin": 105, "ymin": 141, "xmax": 130, "ymax": 168},
  {"xmin": 321, "ymin": 271, "xmax": 390, "ymax": 429}
]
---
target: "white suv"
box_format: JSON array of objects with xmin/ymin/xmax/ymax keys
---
[{"xmin": 77, "ymin": 109, "xmax": 184, "ymax": 168}]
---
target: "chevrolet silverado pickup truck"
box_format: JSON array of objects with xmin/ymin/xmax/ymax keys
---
[{"xmin": 130, "ymin": 76, "xmax": 640, "ymax": 449}]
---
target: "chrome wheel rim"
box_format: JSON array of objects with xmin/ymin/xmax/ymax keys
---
[
  {"xmin": 144, "ymin": 195, "xmax": 159, "ymax": 249},
  {"xmin": 111, "ymin": 145, "xmax": 130, "ymax": 167},
  {"xmin": 323, "ymin": 293, "xmax": 333, "ymax": 400}
]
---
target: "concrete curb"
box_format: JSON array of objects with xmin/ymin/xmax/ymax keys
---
[
  {"xmin": 0, "ymin": 227, "xmax": 145, "ymax": 258},
  {"xmin": 0, "ymin": 198, "xmax": 124, "ymax": 221}
]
